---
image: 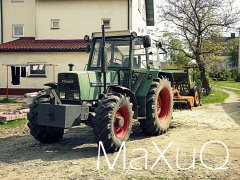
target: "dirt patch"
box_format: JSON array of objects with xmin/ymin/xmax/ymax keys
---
[
  {"xmin": 0, "ymin": 103, "xmax": 22, "ymax": 112},
  {"xmin": 0, "ymin": 89, "xmax": 240, "ymax": 179}
]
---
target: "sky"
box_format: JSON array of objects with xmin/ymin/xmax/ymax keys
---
[
  {"xmin": 235, "ymin": 0, "xmax": 240, "ymax": 29},
  {"xmin": 153, "ymin": 0, "xmax": 240, "ymax": 36}
]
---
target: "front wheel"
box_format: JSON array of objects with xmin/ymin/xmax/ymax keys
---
[
  {"xmin": 27, "ymin": 94, "xmax": 64, "ymax": 143},
  {"xmin": 93, "ymin": 94, "xmax": 133, "ymax": 152},
  {"xmin": 140, "ymin": 78, "xmax": 173, "ymax": 135}
]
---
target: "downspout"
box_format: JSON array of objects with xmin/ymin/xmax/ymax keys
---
[
  {"xmin": 127, "ymin": 0, "xmax": 130, "ymax": 30},
  {"xmin": 0, "ymin": 0, "xmax": 3, "ymax": 44}
]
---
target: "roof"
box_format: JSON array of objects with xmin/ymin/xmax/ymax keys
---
[
  {"xmin": 92, "ymin": 30, "xmax": 131, "ymax": 38},
  {"xmin": 161, "ymin": 69, "xmax": 186, "ymax": 74},
  {"xmin": 213, "ymin": 36, "xmax": 237, "ymax": 43},
  {"xmin": 0, "ymin": 37, "xmax": 87, "ymax": 52}
]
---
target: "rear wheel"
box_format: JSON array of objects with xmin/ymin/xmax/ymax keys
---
[
  {"xmin": 140, "ymin": 78, "xmax": 173, "ymax": 135},
  {"xmin": 27, "ymin": 94, "xmax": 64, "ymax": 143},
  {"xmin": 93, "ymin": 94, "xmax": 133, "ymax": 152}
]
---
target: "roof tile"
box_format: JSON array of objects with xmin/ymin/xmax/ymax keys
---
[{"xmin": 0, "ymin": 37, "xmax": 87, "ymax": 52}]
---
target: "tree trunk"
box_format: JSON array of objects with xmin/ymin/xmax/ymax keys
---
[
  {"xmin": 196, "ymin": 54, "xmax": 211, "ymax": 95},
  {"xmin": 199, "ymin": 64, "xmax": 211, "ymax": 95}
]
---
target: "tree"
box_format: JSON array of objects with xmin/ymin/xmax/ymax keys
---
[
  {"xmin": 167, "ymin": 35, "xmax": 191, "ymax": 67},
  {"xmin": 158, "ymin": 0, "xmax": 240, "ymax": 94}
]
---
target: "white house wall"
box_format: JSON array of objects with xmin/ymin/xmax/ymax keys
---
[
  {"xmin": 0, "ymin": 52, "xmax": 88, "ymax": 91},
  {"xmin": 1, "ymin": 0, "xmax": 35, "ymax": 43},
  {"xmin": 0, "ymin": 0, "xmax": 148, "ymax": 42},
  {"xmin": 131, "ymin": 0, "xmax": 147, "ymax": 35},
  {"xmin": 35, "ymin": 0, "xmax": 129, "ymax": 40}
]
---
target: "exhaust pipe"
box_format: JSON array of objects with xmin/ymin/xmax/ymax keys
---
[
  {"xmin": 68, "ymin": 63, "xmax": 74, "ymax": 71},
  {"xmin": 101, "ymin": 24, "xmax": 107, "ymax": 94}
]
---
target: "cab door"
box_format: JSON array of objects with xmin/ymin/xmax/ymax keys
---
[{"xmin": 131, "ymin": 38, "xmax": 149, "ymax": 93}]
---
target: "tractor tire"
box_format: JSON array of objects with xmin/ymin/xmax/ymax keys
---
[
  {"xmin": 140, "ymin": 78, "xmax": 173, "ymax": 135},
  {"xmin": 27, "ymin": 94, "xmax": 64, "ymax": 144},
  {"xmin": 93, "ymin": 94, "xmax": 133, "ymax": 152},
  {"xmin": 191, "ymin": 87, "xmax": 201, "ymax": 107}
]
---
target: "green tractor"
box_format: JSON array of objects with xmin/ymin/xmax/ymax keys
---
[{"xmin": 27, "ymin": 26, "xmax": 173, "ymax": 152}]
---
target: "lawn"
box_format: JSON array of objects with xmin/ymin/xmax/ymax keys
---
[
  {"xmin": 212, "ymin": 80, "xmax": 240, "ymax": 95},
  {"xmin": 0, "ymin": 119, "xmax": 28, "ymax": 129},
  {"xmin": 201, "ymin": 89, "xmax": 229, "ymax": 105},
  {"xmin": 214, "ymin": 80, "xmax": 240, "ymax": 89}
]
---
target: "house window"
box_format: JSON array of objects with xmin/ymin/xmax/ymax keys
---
[
  {"xmin": 138, "ymin": 0, "xmax": 141, "ymax": 13},
  {"xmin": 28, "ymin": 64, "xmax": 47, "ymax": 77},
  {"xmin": 11, "ymin": 0, "xmax": 24, "ymax": 2},
  {"xmin": 12, "ymin": 25, "xmax": 24, "ymax": 38},
  {"xmin": 51, "ymin": 19, "xmax": 60, "ymax": 29},
  {"xmin": 102, "ymin": 18, "xmax": 111, "ymax": 29}
]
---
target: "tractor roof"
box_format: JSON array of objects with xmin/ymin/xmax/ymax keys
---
[
  {"xmin": 92, "ymin": 31, "xmax": 132, "ymax": 38},
  {"xmin": 161, "ymin": 69, "xmax": 187, "ymax": 74}
]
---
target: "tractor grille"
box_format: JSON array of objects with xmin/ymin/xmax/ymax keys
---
[{"xmin": 58, "ymin": 73, "xmax": 80, "ymax": 100}]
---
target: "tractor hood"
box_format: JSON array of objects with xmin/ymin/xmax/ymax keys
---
[{"xmin": 58, "ymin": 71, "xmax": 118, "ymax": 101}]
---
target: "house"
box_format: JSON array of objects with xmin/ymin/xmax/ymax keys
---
[
  {"xmin": 0, "ymin": 0, "xmax": 35, "ymax": 44},
  {"xmin": 213, "ymin": 33, "xmax": 239, "ymax": 70},
  {"xmin": 0, "ymin": 0, "xmax": 155, "ymax": 95}
]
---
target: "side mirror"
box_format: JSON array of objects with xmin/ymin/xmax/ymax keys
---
[
  {"xmin": 143, "ymin": 35, "xmax": 151, "ymax": 48},
  {"xmin": 156, "ymin": 41, "xmax": 167, "ymax": 54},
  {"xmin": 84, "ymin": 35, "xmax": 91, "ymax": 53},
  {"xmin": 86, "ymin": 44, "xmax": 91, "ymax": 53},
  {"xmin": 84, "ymin": 35, "xmax": 90, "ymax": 42},
  {"xmin": 156, "ymin": 42, "xmax": 162, "ymax": 49},
  {"xmin": 131, "ymin": 31, "xmax": 138, "ymax": 39}
]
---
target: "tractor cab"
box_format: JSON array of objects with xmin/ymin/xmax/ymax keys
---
[{"xmin": 86, "ymin": 31, "xmax": 161, "ymax": 90}]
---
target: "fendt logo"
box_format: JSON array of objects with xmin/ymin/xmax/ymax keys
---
[{"xmin": 61, "ymin": 79, "xmax": 74, "ymax": 84}]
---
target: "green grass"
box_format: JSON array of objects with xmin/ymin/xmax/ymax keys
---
[
  {"xmin": 201, "ymin": 89, "xmax": 229, "ymax": 105},
  {"xmin": 0, "ymin": 98, "xmax": 19, "ymax": 103},
  {"xmin": 211, "ymin": 80, "xmax": 240, "ymax": 95},
  {"xmin": 0, "ymin": 119, "xmax": 28, "ymax": 129},
  {"xmin": 214, "ymin": 80, "xmax": 240, "ymax": 89}
]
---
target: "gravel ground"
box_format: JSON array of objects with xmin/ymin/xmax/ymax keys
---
[
  {"xmin": 0, "ymin": 89, "xmax": 239, "ymax": 180},
  {"xmin": 0, "ymin": 103, "xmax": 22, "ymax": 112}
]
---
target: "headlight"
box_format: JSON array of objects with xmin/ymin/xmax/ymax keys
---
[
  {"xmin": 73, "ymin": 93, "xmax": 80, "ymax": 100},
  {"xmin": 59, "ymin": 92, "xmax": 65, "ymax": 99}
]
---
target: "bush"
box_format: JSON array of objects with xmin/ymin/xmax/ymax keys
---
[
  {"xmin": 210, "ymin": 68, "xmax": 232, "ymax": 81},
  {"xmin": 0, "ymin": 98, "xmax": 17, "ymax": 103},
  {"xmin": 235, "ymin": 73, "xmax": 240, "ymax": 82}
]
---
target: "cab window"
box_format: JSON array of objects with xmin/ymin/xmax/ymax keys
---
[
  {"xmin": 132, "ymin": 38, "xmax": 147, "ymax": 69},
  {"xmin": 90, "ymin": 37, "xmax": 130, "ymax": 68}
]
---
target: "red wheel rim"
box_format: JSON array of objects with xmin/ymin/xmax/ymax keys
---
[
  {"xmin": 114, "ymin": 106, "xmax": 129, "ymax": 139},
  {"xmin": 157, "ymin": 88, "xmax": 170, "ymax": 122}
]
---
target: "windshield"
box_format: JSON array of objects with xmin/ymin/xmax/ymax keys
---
[{"xmin": 90, "ymin": 37, "xmax": 130, "ymax": 68}]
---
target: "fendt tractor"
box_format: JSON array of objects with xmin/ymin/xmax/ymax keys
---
[{"xmin": 28, "ymin": 26, "xmax": 179, "ymax": 152}]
